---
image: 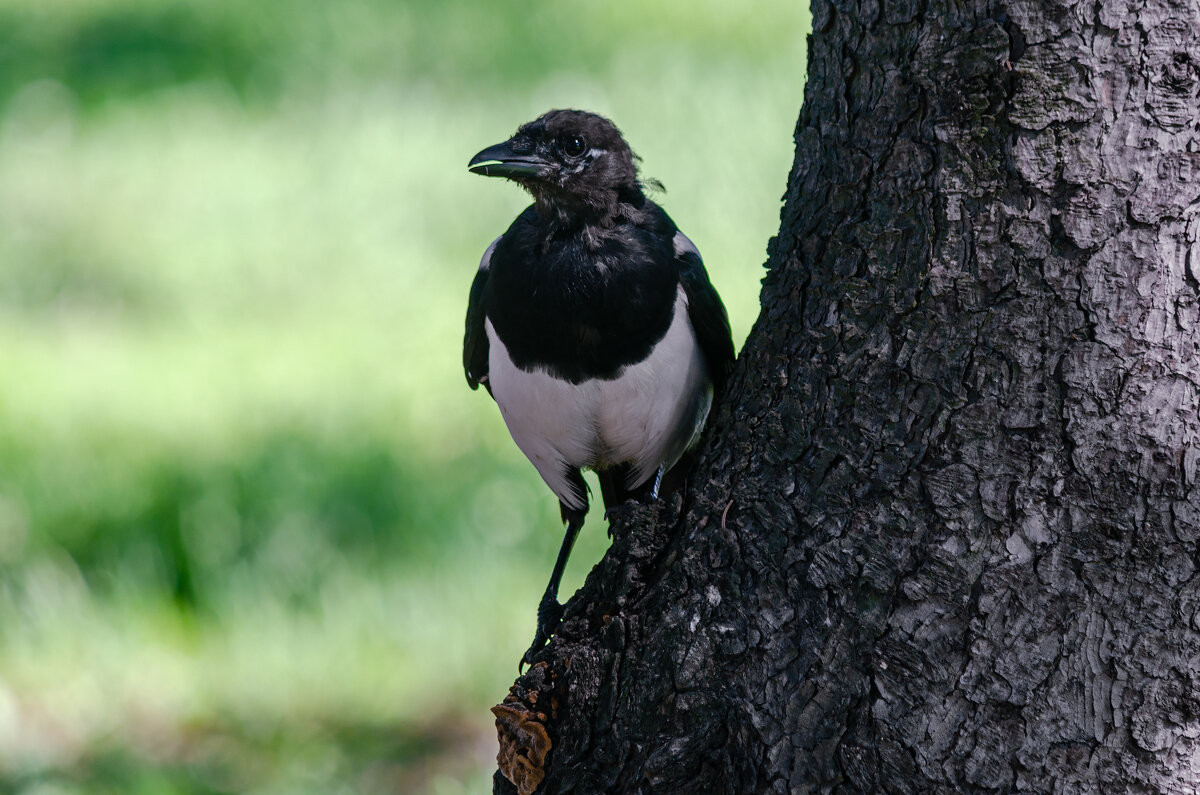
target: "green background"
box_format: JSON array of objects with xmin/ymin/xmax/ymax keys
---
[{"xmin": 0, "ymin": 1, "xmax": 808, "ymax": 791}]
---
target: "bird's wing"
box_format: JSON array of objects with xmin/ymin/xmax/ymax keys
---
[
  {"xmin": 673, "ymin": 231, "xmax": 735, "ymax": 394},
  {"xmin": 464, "ymin": 237, "xmax": 500, "ymax": 395}
]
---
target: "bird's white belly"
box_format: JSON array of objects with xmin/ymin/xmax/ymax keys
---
[{"xmin": 486, "ymin": 287, "xmax": 711, "ymax": 511}]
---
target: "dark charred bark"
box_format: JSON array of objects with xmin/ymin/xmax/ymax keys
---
[{"xmin": 492, "ymin": 0, "xmax": 1200, "ymax": 790}]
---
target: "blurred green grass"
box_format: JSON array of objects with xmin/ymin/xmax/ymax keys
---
[{"xmin": 0, "ymin": 1, "xmax": 808, "ymax": 792}]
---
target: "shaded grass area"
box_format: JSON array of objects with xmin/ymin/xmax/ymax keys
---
[
  {"xmin": 0, "ymin": 557, "xmax": 517, "ymax": 794},
  {"xmin": 8, "ymin": 708, "xmax": 495, "ymax": 795},
  {"xmin": 0, "ymin": 0, "xmax": 808, "ymax": 790}
]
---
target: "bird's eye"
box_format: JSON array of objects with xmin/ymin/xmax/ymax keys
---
[{"xmin": 560, "ymin": 135, "xmax": 587, "ymax": 158}]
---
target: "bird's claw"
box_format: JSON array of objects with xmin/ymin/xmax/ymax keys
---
[
  {"xmin": 603, "ymin": 500, "xmax": 637, "ymax": 523},
  {"xmin": 519, "ymin": 637, "xmax": 546, "ymax": 672},
  {"xmin": 519, "ymin": 596, "xmax": 565, "ymax": 672},
  {"xmin": 603, "ymin": 501, "xmax": 639, "ymax": 537}
]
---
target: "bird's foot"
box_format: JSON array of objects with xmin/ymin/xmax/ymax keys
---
[
  {"xmin": 520, "ymin": 595, "xmax": 565, "ymax": 671},
  {"xmin": 603, "ymin": 501, "xmax": 637, "ymax": 537},
  {"xmin": 603, "ymin": 501, "xmax": 639, "ymax": 523}
]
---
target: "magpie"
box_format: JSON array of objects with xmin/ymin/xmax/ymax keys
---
[{"xmin": 465, "ymin": 109, "xmax": 734, "ymax": 667}]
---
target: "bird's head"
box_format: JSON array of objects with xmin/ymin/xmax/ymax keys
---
[{"xmin": 468, "ymin": 110, "xmax": 646, "ymax": 224}]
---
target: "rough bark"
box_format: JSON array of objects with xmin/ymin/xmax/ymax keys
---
[{"xmin": 492, "ymin": 0, "xmax": 1200, "ymax": 790}]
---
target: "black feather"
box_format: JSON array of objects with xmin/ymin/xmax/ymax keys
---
[
  {"xmin": 675, "ymin": 238, "xmax": 735, "ymax": 395},
  {"xmin": 463, "ymin": 258, "xmax": 492, "ymax": 394}
]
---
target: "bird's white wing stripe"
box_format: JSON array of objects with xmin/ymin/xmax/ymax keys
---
[
  {"xmin": 479, "ymin": 236, "xmax": 501, "ymax": 272},
  {"xmin": 672, "ymin": 230, "xmax": 701, "ymax": 260}
]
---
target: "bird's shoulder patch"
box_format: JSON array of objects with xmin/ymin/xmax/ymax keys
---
[
  {"xmin": 664, "ymin": 219, "xmax": 736, "ymax": 396},
  {"xmin": 672, "ymin": 229, "xmax": 701, "ymax": 261},
  {"xmin": 479, "ymin": 235, "xmax": 502, "ymax": 272}
]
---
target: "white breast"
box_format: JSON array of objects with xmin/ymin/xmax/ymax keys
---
[{"xmin": 486, "ymin": 286, "xmax": 712, "ymax": 511}]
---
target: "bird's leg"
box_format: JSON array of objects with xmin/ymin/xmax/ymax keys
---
[
  {"xmin": 522, "ymin": 514, "xmax": 583, "ymax": 668},
  {"xmin": 649, "ymin": 464, "xmax": 666, "ymax": 501}
]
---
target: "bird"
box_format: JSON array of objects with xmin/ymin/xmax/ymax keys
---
[{"xmin": 464, "ymin": 109, "xmax": 735, "ymax": 667}]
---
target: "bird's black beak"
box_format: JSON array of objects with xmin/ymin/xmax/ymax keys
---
[{"xmin": 468, "ymin": 140, "xmax": 545, "ymax": 179}]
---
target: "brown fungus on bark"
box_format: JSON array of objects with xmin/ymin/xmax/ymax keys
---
[{"xmin": 492, "ymin": 702, "xmax": 552, "ymax": 795}]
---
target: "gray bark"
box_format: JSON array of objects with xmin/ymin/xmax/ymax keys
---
[{"xmin": 492, "ymin": 0, "xmax": 1200, "ymax": 791}]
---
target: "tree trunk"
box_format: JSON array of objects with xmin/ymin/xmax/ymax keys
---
[{"xmin": 492, "ymin": 0, "xmax": 1200, "ymax": 790}]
